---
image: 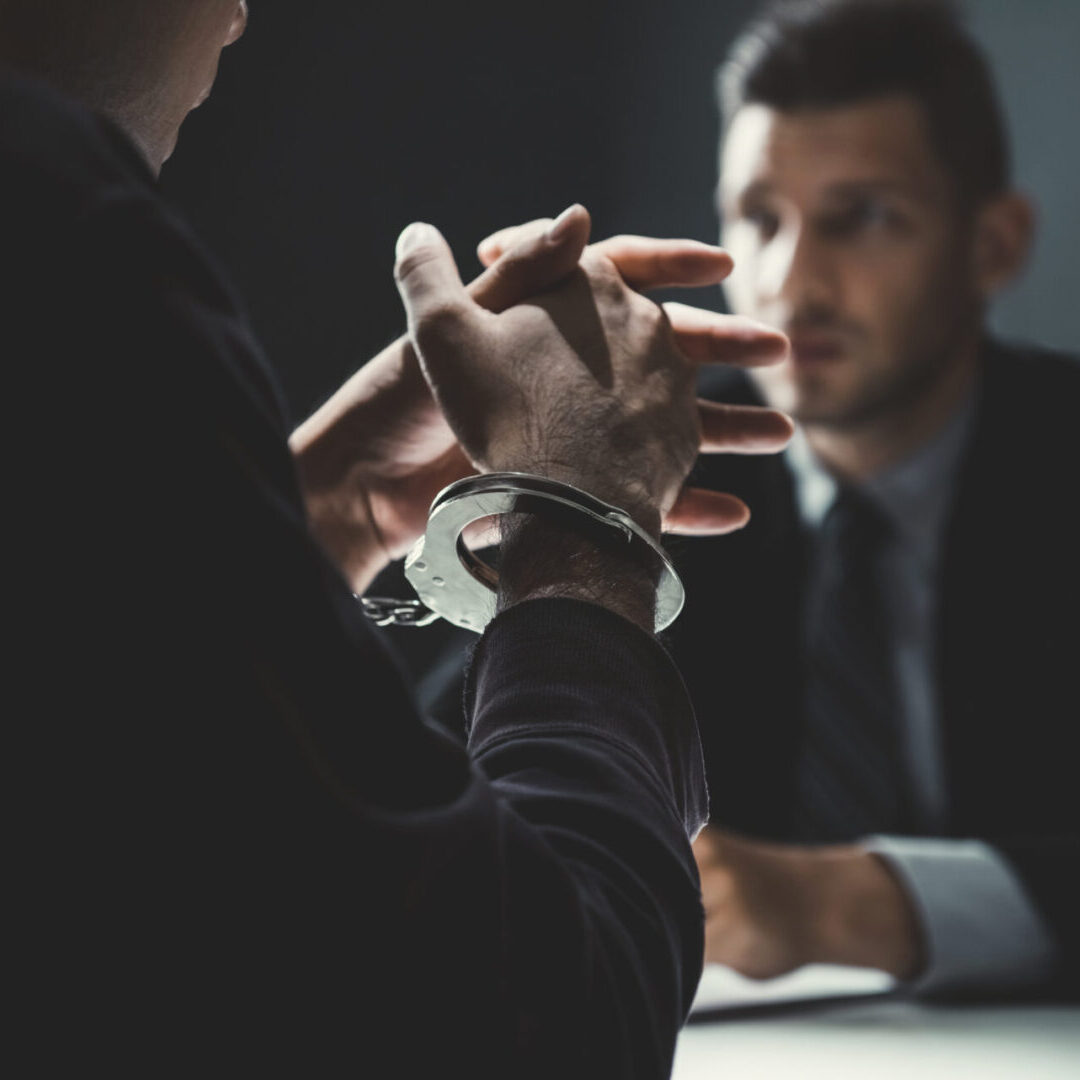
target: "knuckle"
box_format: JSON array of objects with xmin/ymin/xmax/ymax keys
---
[
  {"xmin": 631, "ymin": 293, "xmax": 676, "ymax": 343},
  {"xmin": 636, "ymin": 292, "xmax": 668, "ymax": 324},
  {"xmin": 393, "ymin": 245, "xmax": 443, "ymax": 287},
  {"xmin": 412, "ymin": 301, "xmax": 468, "ymax": 351},
  {"xmin": 488, "ymin": 248, "xmax": 534, "ymax": 283},
  {"xmin": 417, "ymin": 298, "xmax": 465, "ymax": 326},
  {"xmin": 581, "ymin": 249, "xmax": 624, "ymax": 291}
]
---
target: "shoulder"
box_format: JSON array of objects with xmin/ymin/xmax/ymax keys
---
[
  {"xmin": 0, "ymin": 71, "xmax": 248, "ymax": 338},
  {"xmin": 1, "ymin": 72, "xmax": 287, "ymax": 428},
  {"xmin": 977, "ymin": 339, "xmax": 1080, "ymax": 461},
  {"xmin": 981, "ymin": 338, "xmax": 1080, "ymax": 407},
  {"xmin": 956, "ymin": 339, "xmax": 1080, "ymax": 559},
  {"xmin": 0, "ymin": 71, "xmax": 152, "ymax": 222}
]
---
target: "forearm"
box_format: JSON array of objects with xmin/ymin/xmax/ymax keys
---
[
  {"xmin": 464, "ymin": 599, "xmax": 707, "ymax": 1074},
  {"xmin": 798, "ymin": 846, "xmax": 925, "ymax": 980}
]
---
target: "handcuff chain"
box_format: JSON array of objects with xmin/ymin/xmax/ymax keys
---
[{"xmin": 359, "ymin": 596, "xmax": 442, "ymax": 627}]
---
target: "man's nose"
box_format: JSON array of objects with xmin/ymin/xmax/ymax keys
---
[{"xmin": 759, "ymin": 224, "xmax": 839, "ymax": 315}]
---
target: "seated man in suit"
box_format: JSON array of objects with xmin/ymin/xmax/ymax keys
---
[{"xmin": 466, "ymin": 0, "xmax": 1080, "ymax": 998}]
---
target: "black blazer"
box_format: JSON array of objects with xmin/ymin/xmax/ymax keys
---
[
  {"xmin": 671, "ymin": 342, "xmax": 1080, "ymax": 993},
  {"xmin": 413, "ymin": 340, "xmax": 1080, "ymax": 995}
]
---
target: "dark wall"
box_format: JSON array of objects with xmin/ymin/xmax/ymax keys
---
[
  {"xmin": 163, "ymin": 0, "xmax": 1076, "ymax": 422},
  {"xmin": 162, "ymin": 0, "xmax": 644, "ymax": 417}
]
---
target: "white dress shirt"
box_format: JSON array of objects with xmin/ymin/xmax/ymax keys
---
[{"xmin": 785, "ymin": 398, "xmax": 1058, "ymax": 994}]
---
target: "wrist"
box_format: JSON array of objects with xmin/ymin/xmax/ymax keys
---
[
  {"xmin": 808, "ymin": 847, "xmax": 925, "ymax": 979},
  {"xmin": 497, "ymin": 515, "xmax": 658, "ymax": 634},
  {"xmin": 485, "ymin": 458, "xmax": 662, "ymax": 541}
]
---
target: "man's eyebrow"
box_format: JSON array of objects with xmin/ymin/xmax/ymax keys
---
[
  {"xmin": 716, "ymin": 178, "xmax": 773, "ymax": 211},
  {"xmin": 716, "ymin": 177, "xmax": 939, "ymax": 215},
  {"xmin": 821, "ymin": 178, "xmax": 936, "ymax": 202}
]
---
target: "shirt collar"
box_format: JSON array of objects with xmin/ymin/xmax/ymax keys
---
[{"xmin": 786, "ymin": 389, "xmax": 978, "ymax": 565}]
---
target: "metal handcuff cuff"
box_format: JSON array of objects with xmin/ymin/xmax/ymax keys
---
[{"xmin": 359, "ymin": 472, "xmax": 685, "ymax": 634}]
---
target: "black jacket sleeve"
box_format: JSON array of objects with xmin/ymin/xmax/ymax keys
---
[{"xmin": 5, "ymin": 74, "xmax": 707, "ymax": 1077}]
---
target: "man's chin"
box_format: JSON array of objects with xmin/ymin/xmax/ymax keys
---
[{"xmin": 753, "ymin": 369, "xmax": 853, "ymax": 426}]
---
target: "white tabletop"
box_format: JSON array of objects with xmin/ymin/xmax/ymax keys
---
[{"xmin": 675, "ymin": 965, "xmax": 1080, "ymax": 1079}]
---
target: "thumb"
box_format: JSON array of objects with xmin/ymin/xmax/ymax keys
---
[{"xmin": 394, "ymin": 223, "xmax": 474, "ymax": 348}]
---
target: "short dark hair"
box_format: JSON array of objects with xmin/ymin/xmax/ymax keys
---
[{"xmin": 719, "ymin": 0, "xmax": 1011, "ymax": 205}]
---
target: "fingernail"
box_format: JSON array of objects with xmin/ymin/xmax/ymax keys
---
[
  {"xmin": 396, "ymin": 222, "xmax": 437, "ymax": 260},
  {"xmin": 546, "ymin": 204, "xmax": 582, "ymax": 243}
]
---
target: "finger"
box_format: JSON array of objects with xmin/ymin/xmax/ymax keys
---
[
  {"xmin": 481, "ymin": 229, "xmax": 736, "ymax": 292},
  {"xmin": 665, "ymin": 304, "xmax": 791, "ymax": 367},
  {"xmin": 663, "ymin": 487, "xmax": 751, "ymax": 536},
  {"xmin": 467, "ymin": 205, "xmax": 591, "ymax": 314},
  {"xmin": 394, "ymin": 223, "xmax": 475, "ymax": 343},
  {"xmin": 588, "ymin": 236, "xmax": 734, "ymax": 290},
  {"xmin": 698, "ymin": 400, "xmax": 795, "ymax": 454},
  {"xmin": 477, "ymin": 218, "xmax": 553, "ymax": 267}
]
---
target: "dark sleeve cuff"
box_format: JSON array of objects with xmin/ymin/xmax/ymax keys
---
[{"xmin": 464, "ymin": 597, "xmax": 708, "ymax": 837}]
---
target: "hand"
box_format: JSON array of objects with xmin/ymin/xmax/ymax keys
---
[
  {"xmin": 693, "ymin": 827, "xmax": 924, "ymax": 981},
  {"xmin": 392, "ymin": 215, "xmax": 792, "ymax": 629},
  {"xmin": 394, "ymin": 213, "xmax": 793, "ymax": 531},
  {"xmin": 292, "ymin": 206, "xmax": 792, "ymax": 593},
  {"xmin": 290, "ymin": 212, "xmax": 595, "ymax": 591}
]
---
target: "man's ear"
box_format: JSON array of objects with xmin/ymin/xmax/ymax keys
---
[
  {"xmin": 225, "ymin": 1, "xmax": 248, "ymax": 46},
  {"xmin": 972, "ymin": 190, "xmax": 1035, "ymax": 299}
]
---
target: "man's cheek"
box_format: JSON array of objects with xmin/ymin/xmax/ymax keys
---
[
  {"xmin": 846, "ymin": 264, "xmax": 923, "ymax": 351},
  {"xmin": 720, "ymin": 270, "xmax": 754, "ymax": 318},
  {"xmin": 720, "ymin": 240, "xmax": 769, "ymax": 319}
]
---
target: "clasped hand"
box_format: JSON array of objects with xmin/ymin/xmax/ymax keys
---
[{"xmin": 291, "ymin": 205, "xmax": 793, "ymax": 595}]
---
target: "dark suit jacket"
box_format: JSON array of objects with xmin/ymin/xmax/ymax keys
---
[
  {"xmin": 671, "ymin": 341, "xmax": 1080, "ymax": 994},
  {"xmin": 4, "ymin": 71, "xmax": 708, "ymax": 1076},
  {"xmin": 414, "ymin": 339, "xmax": 1080, "ymax": 996}
]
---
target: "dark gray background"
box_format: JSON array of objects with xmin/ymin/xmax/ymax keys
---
[{"xmin": 163, "ymin": 0, "xmax": 1079, "ymax": 420}]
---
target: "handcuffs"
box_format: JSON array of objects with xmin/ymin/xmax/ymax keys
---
[{"xmin": 359, "ymin": 473, "xmax": 685, "ymax": 634}]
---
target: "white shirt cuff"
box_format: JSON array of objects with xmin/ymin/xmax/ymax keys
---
[{"xmin": 866, "ymin": 836, "xmax": 1058, "ymax": 995}]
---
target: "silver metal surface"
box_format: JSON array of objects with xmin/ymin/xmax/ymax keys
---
[
  {"xmin": 401, "ymin": 473, "xmax": 685, "ymax": 634},
  {"xmin": 359, "ymin": 597, "xmax": 442, "ymax": 627}
]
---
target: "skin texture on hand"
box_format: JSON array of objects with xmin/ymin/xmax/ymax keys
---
[
  {"xmin": 693, "ymin": 827, "xmax": 925, "ymax": 981},
  {"xmin": 291, "ymin": 207, "xmax": 792, "ymax": 597}
]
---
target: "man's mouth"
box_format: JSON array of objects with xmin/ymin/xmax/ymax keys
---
[{"xmin": 788, "ymin": 335, "xmax": 845, "ymax": 367}]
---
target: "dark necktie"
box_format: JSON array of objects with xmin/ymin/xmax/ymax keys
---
[{"xmin": 795, "ymin": 486, "xmax": 905, "ymax": 842}]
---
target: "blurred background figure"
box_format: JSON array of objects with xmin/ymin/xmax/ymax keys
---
[
  {"xmin": 674, "ymin": 0, "xmax": 1078, "ymax": 998},
  {"xmin": 164, "ymin": 0, "xmax": 1079, "ymax": 999},
  {"xmin": 163, "ymin": 0, "xmax": 1077, "ymax": 420},
  {"xmin": 465, "ymin": 0, "xmax": 1080, "ymax": 999}
]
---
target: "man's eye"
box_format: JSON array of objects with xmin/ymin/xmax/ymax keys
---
[
  {"xmin": 742, "ymin": 207, "xmax": 780, "ymax": 239},
  {"xmin": 820, "ymin": 201, "xmax": 901, "ymax": 237}
]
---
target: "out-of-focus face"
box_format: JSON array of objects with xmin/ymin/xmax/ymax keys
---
[
  {"xmin": 151, "ymin": 0, "xmax": 249, "ymax": 165},
  {"xmin": 0, "ymin": 0, "xmax": 249, "ymax": 171},
  {"xmin": 719, "ymin": 96, "xmax": 982, "ymax": 429}
]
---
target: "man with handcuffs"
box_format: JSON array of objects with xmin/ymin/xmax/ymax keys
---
[{"xmin": 3, "ymin": 1, "xmax": 793, "ymax": 1074}]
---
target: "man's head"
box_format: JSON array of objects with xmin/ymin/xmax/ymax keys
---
[
  {"xmin": 717, "ymin": 0, "xmax": 1032, "ymax": 431},
  {"xmin": 0, "ymin": 0, "xmax": 247, "ymax": 173}
]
